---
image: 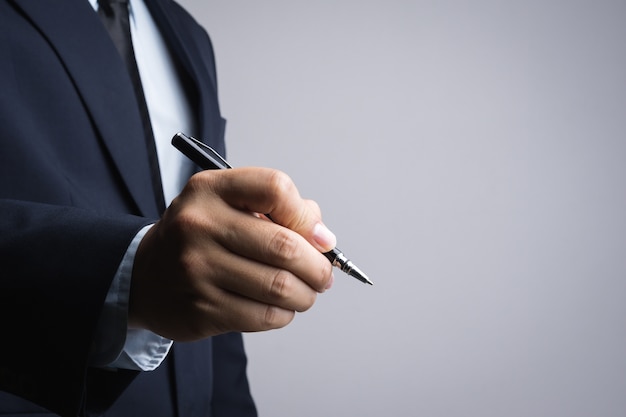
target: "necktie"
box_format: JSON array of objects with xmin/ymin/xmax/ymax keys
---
[{"xmin": 98, "ymin": 0, "xmax": 166, "ymax": 214}]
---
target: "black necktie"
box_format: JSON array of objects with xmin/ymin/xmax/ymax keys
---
[{"xmin": 98, "ymin": 0, "xmax": 166, "ymax": 214}]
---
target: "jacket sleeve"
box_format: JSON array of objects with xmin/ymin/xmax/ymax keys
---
[{"xmin": 0, "ymin": 199, "xmax": 151, "ymax": 416}]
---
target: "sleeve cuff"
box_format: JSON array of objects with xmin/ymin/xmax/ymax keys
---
[{"xmin": 110, "ymin": 329, "xmax": 173, "ymax": 371}]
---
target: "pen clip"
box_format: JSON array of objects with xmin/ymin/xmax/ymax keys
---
[{"xmin": 172, "ymin": 132, "xmax": 232, "ymax": 170}]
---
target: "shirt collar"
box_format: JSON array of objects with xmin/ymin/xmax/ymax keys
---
[{"xmin": 88, "ymin": 0, "xmax": 136, "ymax": 24}]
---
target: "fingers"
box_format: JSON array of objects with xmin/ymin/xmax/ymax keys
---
[
  {"xmin": 210, "ymin": 206, "xmax": 333, "ymax": 293},
  {"xmin": 204, "ymin": 167, "xmax": 338, "ymax": 252},
  {"xmin": 131, "ymin": 219, "xmax": 314, "ymax": 340},
  {"xmin": 207, "ymin": 246, "xmax": 321, "ymax": 311},
  {"xmin": 176, "ymin": 172, "xmax": 335, "ymax": 292},
  {"xmin": 211, "ymin": 292, "xmax": 297, "ymax": 334},
  {"xmin": 188, "ymin": 280, "xmax": 299, "ymax": 336},
  {"xmin": 192, "ymin": 249, "xmax": 324, "ymax": 335}
]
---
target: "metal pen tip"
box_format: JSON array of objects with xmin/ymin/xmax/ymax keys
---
[
  {"xmin": 324, "ymin": 248, "xmax": 373, "ymax": 285},
  {"xmin": 347, "ymin": 263, "xmax": 374, "ymax": 285}
]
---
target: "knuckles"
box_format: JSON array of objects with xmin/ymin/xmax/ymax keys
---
[
  {"xmin": 265, "ymin": 268, "xmax": 318, "ymax": 312},
  {"xmin": 265, "ymin": 169, "xmax": 297, "ymax": 201},
  {"xmin": 266, "ymin": 269, "xmax": 293, "ymax": 300},
  {"xmin": 261, "ymin": 305, "xmax": 295, "ymax": 330},
  {"xmin": 266, "ymin": 228, "xmax": 302, "ymax": 262}
]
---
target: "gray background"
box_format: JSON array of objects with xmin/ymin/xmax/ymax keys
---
[{"xmin": 178, "ymin": 1, "xmax": 626, "ymax": 416}]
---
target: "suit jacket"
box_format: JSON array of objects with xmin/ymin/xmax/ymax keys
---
[{"xmin": 0, "ymin": 0, "xmax": 256, "ymax": 416}]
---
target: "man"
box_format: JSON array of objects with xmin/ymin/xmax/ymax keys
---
[{"xmin": 0, "ymin": 0, "xmax": 335, "ymax": 415}]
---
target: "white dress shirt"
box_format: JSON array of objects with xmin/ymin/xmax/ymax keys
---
[{"xmin": 88, "ymin": 0, "xmax": 198, "ymax": 370}]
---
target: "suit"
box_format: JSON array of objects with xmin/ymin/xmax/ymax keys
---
[{"xmin": 0, "ymin": 0, "xmax": 257, "ymax": 416}]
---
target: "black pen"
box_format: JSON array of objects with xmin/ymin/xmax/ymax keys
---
[{"xmin": 172, "ymin": 132, "xmax": 373, "ymax": 285}]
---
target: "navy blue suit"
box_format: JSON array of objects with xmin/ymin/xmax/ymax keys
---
[{"xmin": 0, "ymin": 0, "xmax": 256, "ymax": 415}]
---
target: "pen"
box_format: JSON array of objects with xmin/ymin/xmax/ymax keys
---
[{"xmin": 171, "ymin": 132, "xmax": 373, "ymax": 286}]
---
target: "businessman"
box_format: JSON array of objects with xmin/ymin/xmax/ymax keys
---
[{"xmin": 0, "ymin": 0, "xmax": 335, "ymax": 415}]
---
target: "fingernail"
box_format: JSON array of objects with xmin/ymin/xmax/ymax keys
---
[{"xmin": 313, "ymin": 223, "xmax": 337, "ymax": 250}]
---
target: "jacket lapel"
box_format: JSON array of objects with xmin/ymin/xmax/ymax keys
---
[
  {"xmin": 11, "ymin": 0, "xmax": 161, "ymax": 218},
  {"xmin": 144, "ymin": 0, "xmax": 226, "ymax": 157}
]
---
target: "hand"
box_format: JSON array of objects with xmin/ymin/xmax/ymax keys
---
[{"xmin": 130, "ymin": 167, "xmax": 336, "ymax": 341}]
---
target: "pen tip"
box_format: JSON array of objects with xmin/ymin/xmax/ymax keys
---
[{"xmin": 349, "ymin": 265, "xmax": 374, "ymax": 286}]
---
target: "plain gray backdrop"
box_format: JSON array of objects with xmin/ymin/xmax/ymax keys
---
[{"xmin": 177, "ymin": 1, "xmax": 626, "ymax": 416}]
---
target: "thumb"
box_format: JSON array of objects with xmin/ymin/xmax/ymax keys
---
[
  {"xmin": 214, "ymin": 167, "xmax": 337, "ymax": 252},
  {"xmin": 262, "ymin": 182, "xmax": 337, "ymax": 253}
]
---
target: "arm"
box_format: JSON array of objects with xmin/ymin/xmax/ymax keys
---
[{"xmin": 0, "ymin": 199, "xmax": 151, "ymax": 416}]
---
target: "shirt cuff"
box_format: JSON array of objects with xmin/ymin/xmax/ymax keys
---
[
  {"xmin": 90, "ymin": 224, "xmax": 173, "ymax": 371},
  {"xmin": 110, "ymin": 328, "xmax": 173, "ymax": 371}
]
